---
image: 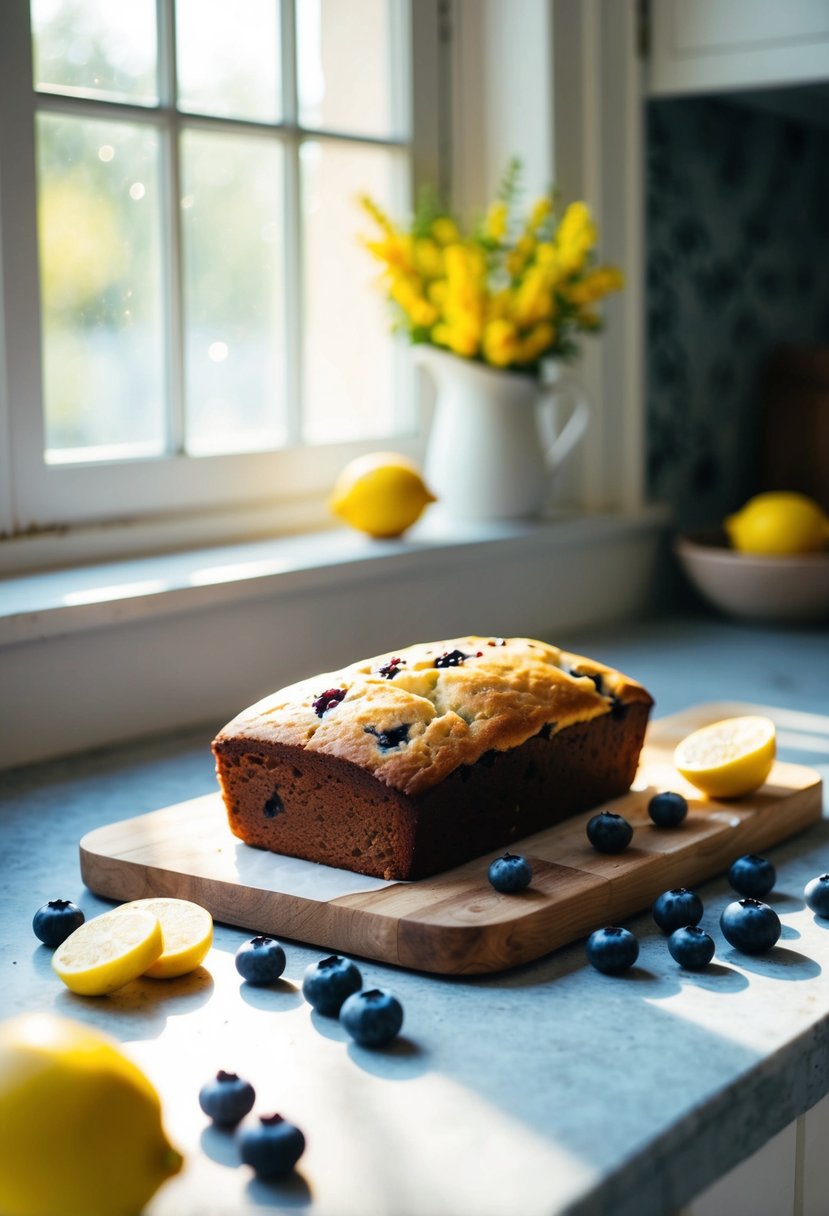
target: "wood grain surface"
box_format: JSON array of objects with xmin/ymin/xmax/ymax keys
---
[{"xmin": 79, "ymin": 704, "xmax": 824, "ymax": 974}]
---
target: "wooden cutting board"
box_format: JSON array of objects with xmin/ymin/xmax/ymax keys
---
[{"xmin": 79, "ymin": 704, "xmax": 823, "ymax": 975}]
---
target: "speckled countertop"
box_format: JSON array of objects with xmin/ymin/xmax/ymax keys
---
[{"xmin": 2, "ymin": 615, "xmax": 829, "ymax": 1216}]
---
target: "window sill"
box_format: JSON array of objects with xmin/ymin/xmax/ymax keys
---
[{"xmin": 1, "ymin": 505, "xmax": 669, "ymax": 770}]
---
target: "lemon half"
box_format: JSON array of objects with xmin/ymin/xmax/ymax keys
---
[
  {"xmin": 52, "ymin": 907, "xmax": 163, "ymax": 996},
  {"xmin": 114, "ymin": 897, "xmax": 213, "ymax": 978},
  {"xmin": 330, "ymin": 452, "xmax": 436, "ymax": 538},
  {"xmin": 0, "ymin": 1012, "xmax": 182, "ymax": 1216},
  {"xmin": 674, "ymin": 715, "xmax": 776, "ymax": 799}
]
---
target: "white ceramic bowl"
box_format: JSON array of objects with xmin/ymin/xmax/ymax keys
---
[{"xmin": 675, "ymin": 531, "xmax": 829, "ymax": 624}]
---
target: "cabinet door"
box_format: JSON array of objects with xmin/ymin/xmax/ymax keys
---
[{"xmin": 647, "ymin": 0, "xmax": 829, "ymax": 96}]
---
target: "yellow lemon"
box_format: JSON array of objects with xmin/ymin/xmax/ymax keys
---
[
  {"xmin": 0, "ymin": 1012, "xmax": 182, "ymax": 1216},
  {"xmin": 52, "ymin": 907, "xmax": 163, "ymax": 996},
  {"xmin": 330, "ymin": 452, "xmax": 436, "ymax": 538},
  {"xmin": 674, "ymin": 715, "xmax": 776, "ymax": 799},
  {"xmin": 114, "ymin": 897, "xmax": 213, "ymax": 978},
  {"xmin": 724, "ymin": 492, "xmax": 829, "ymax": 555}
]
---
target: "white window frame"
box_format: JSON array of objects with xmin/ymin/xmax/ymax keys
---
[{"xmin": 0, "ymin": 0, "xmax": 444, "ymax": 541}]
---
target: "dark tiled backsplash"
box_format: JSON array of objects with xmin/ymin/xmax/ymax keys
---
[{"xmin": 646, "ymin": 96, "xmax": 829, "ymax": 532}]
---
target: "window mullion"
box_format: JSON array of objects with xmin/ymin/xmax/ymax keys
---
[
  {"xmin": 281, "ymin": 0, "xmax": 303, "ymax": 447},
  {"xmin": 0, "ymin": 0, "xmax": 48, "ymax": 530},
  {"xmin": 157, "ymin": 0, "xmax": 186, "ymax": 457}
]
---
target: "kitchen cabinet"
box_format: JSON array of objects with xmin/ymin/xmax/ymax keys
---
[{"xmin": 646, "ymin": 0, "xmax": 829, "ymax": 97}]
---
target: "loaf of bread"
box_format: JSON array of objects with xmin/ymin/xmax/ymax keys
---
[{"xmin": 212, "ymin": 636, "xmax": 653, "ymax": 881}]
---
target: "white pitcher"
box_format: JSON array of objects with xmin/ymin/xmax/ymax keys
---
[{"xmin": 413, "ymin": 345, "xmax": 590, "ymax": 522}]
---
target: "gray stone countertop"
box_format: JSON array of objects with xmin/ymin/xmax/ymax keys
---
[{"xmin": 2, "ymin": 614, "xmax": 829, "ymax": 1216}]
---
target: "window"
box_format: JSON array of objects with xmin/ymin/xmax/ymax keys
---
[{"xmin": 0, "ymin": 0, "xmax": 441, "ymax": 540}]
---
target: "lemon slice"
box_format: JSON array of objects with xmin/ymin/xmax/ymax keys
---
[
  {"xmin": 52, "ymin": 908, "xmax": 163, "ymax": 996},
  {"xmin": 115, "ymin": 897, "xmax": 213, "ymax": 978},
  {"xmin": 674, "ymin": 715, "xmax": 776, "ymax": 799}
]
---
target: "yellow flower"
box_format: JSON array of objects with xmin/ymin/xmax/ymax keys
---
[
  {"xmin": 414, "ymin": 238, "xmax": 443, "ymax": 279},
  {"xmin": 364, "ymin": 235, "xmax": 415, "ymax": 276},
  {"xmin": 359, "ymin": 164, "xmax": 623, "ymax": 366},
  {"xmin": 484, "ymin": 201, "xmax": 509, "ymax": 243},
  {"xmin": 505, "ymin": 235, "xmax": 536, "ymax": 280},
  {"xmin": 555, "ymin": 201, "xmax": 597, "ymax": 276},
  {"xmin": 431, "ymin": 217, "xmax": 460, "ymax": 246},
  {"xmin": 512, "ymin": 266, "xmax": 555, "ymax": 327},
  {"xmin": 517, "ymin": 322, "xmax": 556, "ymax": 364},
  {"xmin": 566, "ymin": 266, "xmax": 624, "ymax": 304},
  {"xmin": 482, "ymin": 319, "xmax": 520, "ymax": 367},
  {"xmin": 433, "ymin": 322, "xmax": 480, "ymax": 358},
  {"xmin": 528, "ymin": 197, "xmax": 552, "ymax": 232},
  {"xmin": 390, "ymin": 275, "xmax": 438, "ymax": 328}
]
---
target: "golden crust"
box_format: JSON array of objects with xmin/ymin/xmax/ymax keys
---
[{"xmin": 213, "ymin": 636, "xmax": 653, "ymax": 798}]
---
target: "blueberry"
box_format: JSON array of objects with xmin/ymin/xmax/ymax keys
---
[
  {"xmin": 720, "ymin": 898, "xmax": 781, "ymax": 954},
  {"xmin": 804, "ymin": 874, "xmax": 829, "ymax": 917},
  {"xmin": 487, "ymin": 852, "xmax": 533, "ymax": 893},
  {"xmin": 32, "ymin": 899, "xmax": 85, "ymax": 947},
  {"xmin": 728, "ymin": 854, "xmax": 776, "ymax": 898},
  {"xmin": 311, "ymin": 687, "xmax": 346, "ymax": 717},
  {"xmin": 652, "ymin": 888, "xmax": 704, "ymax": 933},
  {"xmin": 585, "ymin": 926, "xmax": 639, "ymax": 975},
  {"xmin": 302, "ymin": 955, "xmax": 362, "ymax": 1016},
  {"xmin": 235, "ymin": 936, "xmax": 287, "ymax": 985},
  {"xmin": 236, "ymin": 1114, "xmax": 306, "ymax": 1179},
  {"xmin": 668, "ymin": 925, "xmax": 716, "ymax": 969},
  {"xmin": 586, "ymin": 811, "xmax": 633, "ymax": 854},
  {"xmin": 339, "ymin": 988, "xmax": 404, "ymax": 1047},
  {"xmin": 647, "ymin": 791, "xmax": 688, "ymax": 828},
  {"xmin": 198, "ymin": 1070, "xmax": 256, "ymax": 1127}
]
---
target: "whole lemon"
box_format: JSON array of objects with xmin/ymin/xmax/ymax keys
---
[
  {"xmin": 0, "ymin": 1013, "xmax": 182, "ymax": 1216},
  {"xmin": 330, "ymin": 452, "xmax": 436, "ymax": 538},
  {"xmin": 724, "ymin": 492, "xmax": 829, "ymax": 555}
]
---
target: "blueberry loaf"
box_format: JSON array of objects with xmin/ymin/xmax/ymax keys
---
[{"xmin": 212, "ymin": 636, "xmax": 654, "ymax": 881}]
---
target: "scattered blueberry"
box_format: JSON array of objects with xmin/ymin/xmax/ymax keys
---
[
  {"xmin": 667, "ymin": 925, "xmax": 716, "ymax": 969},
  {"xmin": 340, "ymin": 988, "xmax": 404, "ymax": 1047},
  {"xmin": 235, "ymin": 936, "xmax": 287, "ymax": 985},
  {"xmin": 236, "ymin": 1114, "xmax": 306, "ymax": 1179},
  {"xmin": 647, "ymin": 791, "xmax": 688, "ymax": 828},
  {"xmin": 652, "ymin": 888, "xmax": 704, "ymax": 934},
  {"xmin": 728, "ymin": 854, "xmax": 776, "ymax": 898},
  {"xmin": 32, "ymin": 899, "xmax": 85, "ymax": 947},
  {"xmin": 804, "ymin": 874, "xmax": 829, "ymax": 917},
  {"xmin": 302, "ymin": 955, "xmax": 362, "ymax": 1016},
  {"xmin": 720, "ymin": 898, "xmax": 781, "ymax": 954},
  {"xmin": 487, "ymin": 853, "xmax": 533, "ymax": 893},
  {"xmin": 586, "ymin": 811, "xmax": 633, "ymax": 854},
  {"xmin": 198, "ymin": 1070, "xmax": 256, "ymax": 1127},
  {"xmin": 585, "ymin": 926, "xmax": 639, "ymax": 975}
]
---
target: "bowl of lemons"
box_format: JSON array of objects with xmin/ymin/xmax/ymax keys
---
[{"xmin": 675, "ymin": 492, "xmax": 829, "ymax": 624}]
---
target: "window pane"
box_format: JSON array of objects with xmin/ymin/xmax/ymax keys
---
[
  {"xmin": 181, "ymin": 130, "xmax": 286, "ymax": 455},
  {"xmin": 32, "ymin": 0, "xmax": 157, "ymax": 105},
  {"xmin": 176, "ymin": 0, "xmax": 281, "ymax": 123},
  {"xmin": 301, "ymin": 141, "xmax": 402, "ymax": 444},
  {"xmin": 36, "ymin": 113, "xmax": 165, "ymax": 460},
  {"xmin": 297, "ymin": 0, "xmax": 399, "ymax": 138}
]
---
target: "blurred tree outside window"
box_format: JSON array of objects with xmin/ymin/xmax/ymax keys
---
[{"xmin": 30, "ymin": 0, "xmax": 410, "ymax": 468}]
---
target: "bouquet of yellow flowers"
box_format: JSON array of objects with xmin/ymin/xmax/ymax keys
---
[{"xmin": 360, "ymin": 160, "xmax": 623, "ymax": 375}]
